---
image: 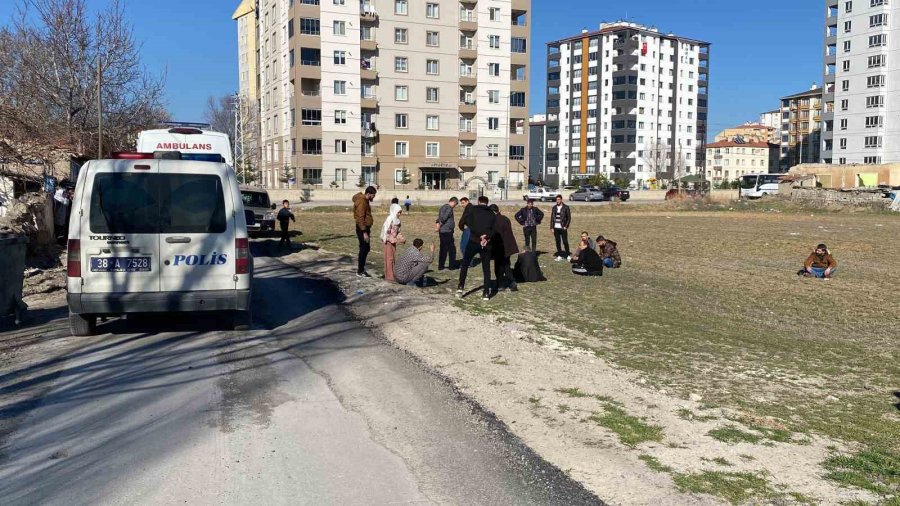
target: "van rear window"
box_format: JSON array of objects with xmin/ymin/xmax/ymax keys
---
[{"xmin": 90, "ymin": 173, "xmax": 227, "ymax": 234}]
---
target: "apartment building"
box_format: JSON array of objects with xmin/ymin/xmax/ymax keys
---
[
  {"xmin": 759, "ymin": 109, "xmax": 782, "ymax": 138},
  {"xmin": 705, "ymin": 139, "xmax": 779, "ymax": 183},
  {"xmin": 528, "ymin": 113, "xmax": 546, "ymax": 184},
  {"xmin": 714, "ymin": 123, "xmax": 777, "ymax": 144},
  {"xmin": 240, "ymin": 0, "xmax": 530, "ymax": 191},
  {"xmin": 822, "ymin": 0, "xmax": 896, "ymax": 165},
  {"xmin": 232, "ymin": 0, "xmax": 260, "ymax": 173},
  {"xmin": 779, "ymin": 86, "xmax": 822, "ymax": 171},
  {"xmin": 545, "ymin": 22, "xmax": 710, "ymax": 189}
]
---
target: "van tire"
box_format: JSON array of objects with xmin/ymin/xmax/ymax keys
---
[
  {"xmin": 232, "ymin": 310, "xmax": 252, "ymax": 331},
  {"xmin": 70, "ymin": 313, "xmax": 97, "ymax": 336}
]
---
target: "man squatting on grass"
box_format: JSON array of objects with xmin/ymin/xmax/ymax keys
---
[
  {"xmin": 800, "ymin": 243, "xmax": 837, "ymax": 279},
  {"xmin": 352, "ymin": 186, "xmax": 377, "ymax": 277},
  {"xmin": 394, "ymin": 239, "xmax": 435, "ymax": 286},
  {"xmin": 435, "ymin": 197, "xmax": 459, "ymax": 270},
  {"xmin": 457, "ymin": 196, "xmax": 497, "ymax": 301},
  {"xmin": 596, "ymin": 235, "xmax": 622, "ymax": 269}
]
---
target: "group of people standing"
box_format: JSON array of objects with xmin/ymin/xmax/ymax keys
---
[{"xmin": 350, "ymin": 185, "xmax": 624, "ymax": 301}]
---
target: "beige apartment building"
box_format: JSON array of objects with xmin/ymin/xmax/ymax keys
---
[
  {"xmin": 704, "ymin": 139, "xmax": 779, "ymax": 183},
  {"xmin": 232, "ymin": 0, "xmax": 260, "ymax": 175},
  {"xmin": 713, "ymin": 123, "xmax": 777, "ymax": 144},
  {"xmin": 240, "ymin": 0, "xmax": 531, "ymax": 191}
]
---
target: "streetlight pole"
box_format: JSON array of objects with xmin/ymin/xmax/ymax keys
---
[{"xmin": 97, "ymin": 55, "xmax": 103, "ymax": 158}]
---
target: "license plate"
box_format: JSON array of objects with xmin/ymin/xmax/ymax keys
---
[{"xmin": 90, "ymin": 257, "xmax": 151, "ymax": 272}]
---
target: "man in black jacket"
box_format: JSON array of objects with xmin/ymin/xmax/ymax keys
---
[
  {"xmin": 457, "ymin": 196, "xmax": 496, "ymax": 300},
  {"xmin": 277, "ymin": 200, "xmax": 296, "ymax": 249},
  {"xmin": 514, "ymin": 199, "xmax": 544, "ymax": 252},
  {"xmin": 549, "ymin": 195, "xmax": 572, "ymax": 261},
  {"xmin": 490, "ymin": 204, "xmax": 520, "ymax": 293}
]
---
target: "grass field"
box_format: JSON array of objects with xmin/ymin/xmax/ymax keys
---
[{"xmin": 292, "ymin": 200, "xmax": 900, "ymax": 502}]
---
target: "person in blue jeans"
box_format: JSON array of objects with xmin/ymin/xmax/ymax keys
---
[
  {"xmin": 800, "ymin": 243, "xmax": 837, "ymax": 279},
  {"xmin": 596, "ymin": 235, "xmax": 621, "ymax": 269}
]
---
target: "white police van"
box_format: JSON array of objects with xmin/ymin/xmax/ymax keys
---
[{"xmin": 66, "ymin": 151, "xmax": 252, "ymax": 336}]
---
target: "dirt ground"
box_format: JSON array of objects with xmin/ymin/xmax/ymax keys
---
[{"xmin": 280, "ymin": 202, "xmax": 899, "ymax": 505}]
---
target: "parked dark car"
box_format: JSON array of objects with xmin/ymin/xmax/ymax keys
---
[
  {"xmin": 569, "ymin": 188, "xmax": 605, "ymax": 202},
  {"xmin": 600, "ymin": 186, "xmax": 630, "ymax": 202}
]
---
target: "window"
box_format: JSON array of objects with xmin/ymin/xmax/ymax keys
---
[
  {"xmin": 333, "ymin": 80, "xmax": 346, "ymax": 95},
  {"xmin": 301, "ymin": 109, "xmax": 322, "ymax": 125},
  {"xmin": 333, "ymin": 20, "xmax": 346, "ymax": 35},
  {"xmin": 334, "ymin": 110, "xmax": 347, "ymax": 124},
  {"xmin": 487, "ymin": 117, "xmax": 499, "ymax": 130},
  {"xmin": 334, "ymin": 0, "xmax": 345, "ymax": 4},
  {"xmin": 425, "ymin": 87, "xmax": 439, "ymax": 103},
  {"xmin": 395, "ymin": 85, "xmax": 408, "ymax": 101},
  {"xmin": 869, "ymin": 13, "xmax": 888, "ymax": 27},
  {"xmin": 872, "ymin": 0, "xmax": 887, "ymax": 6},
  {"xmin": 867, "ymin": 75, "xmax": 885, "ymax": 87},
  {"xmin": 869, "ymin": 34, "xmax": 887, "ymax": 47},
  {"xmin": 839, "ymin": 138, "xmax": 847, "ymax": 150},
  {"xmin": 864, "ymin": 135, "xmax": 882, "ymax": 148},
  {"xmin": 842, "ymin": 60, "xmax": 850, "ymax": 72},
  {"xmin": 489, "ymin": 7, "xmax": 501, "ymax": 21},
  {"xmin": 333, "ymin": 50, "xmax": 346, "ymax": 65},
  {"xmin": 865, "ymin": 115, "xmax": 883, "ymax": 128},
  {"xmin": 845, "ymin": 0, "xmax": 853, "ymax": 12},
  {"xmin": 395, "ymin": 0, "xmax": 407, "ymax": 15},
  {"xmin": 395, "ymin": 28, "xmax": 407, "ymax": 43},
  {"xmin": 489, "ymin": 35, "xmax": 500, "ymax": 49},
  {"xmin": 426, "ymin": 59, "xmax": 439, "ymax": 74},
  {"xmin": 300, "ymin": 18, "xmax": 320, "ymax": 35},
  {"xmin": 487, "ymin": 144, "xmax": 499, "ymax": 157},
  {"xmin": 843, "ymin": 40, "xmax": 851, "ymax": 52},
  {"xmin": 840, "ymin": 118, "xmax": 848, "ymax": 130},
  {"xmin": 509, "ymin": 145, "xmax": 525, "ymax": 160},
  {"xmin": 841, "ymin": 98, "xmax": 849, "ymax": 110},
  {"xmin": 394, "ymin": 169, "xmax": 406, "ymax": 183},
  {"xmin": 426, "ymin": 142, "xmax": 439, "ymax": 158},
  {"xmin": 866, "ymin": 95, "xmax": 884, "ymax": 107},
  {"xmin": 395, "ymin": 57, "xmax": 408, "ymax": 72},
  {"xmin": 426, "ymin": 31, "xmax": 439, "ymax": 46},
  {"xmin": 302, "ymin": 139, "xmax": 322, "ymax": 155},
  {"xmin": 334, "ymin": 168, "xmax": 347, "ymax": 184},
  {"xmin": 488, "ymin": 90, "xmax": 499, "ymax": 103},
  {"xmin": 426, "ymin": 115, "xmax": 439, "ymax": 130},
  {"xmin": 842, "ymin": 80, "xmax": 850, "ymax": 92},
  {"xmin": 334, "ymin": 139, "xmax": 347, "ymax": 153},
  {"xmin": 511, "ymin": 37, "xmax": 527, "ymax": 53},
  {"xmin": 395, "ymin": 113, "xmax": 408, "ymax": 128},
  {"xmin": 488, "ymin": 63, "xmax": 500, "ymax": 76},
  {"xmin": 868, "ymin": 55, "xmax": 886, "ymax": 68},
  {"xmin": 844, "ymin": 20, "xmax": 852, "ymax": 32},
  {"xmin": 395, "ymin": 141, "xmax": 409, "ymax": 157},
  {"xmin": 426, "ymin": 2, "xmax": 439, "ymax": 18},
  {"xmin": 510, "ymin": 92, "xmax": 526, "ymax": 107}
]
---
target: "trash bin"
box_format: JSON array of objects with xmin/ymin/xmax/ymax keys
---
[{"xmin": 0, "ymin": 233, "xmax": 28, "ymax": 325}]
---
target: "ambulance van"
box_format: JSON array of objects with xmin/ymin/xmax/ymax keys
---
[{"xmin": 137, "ymin": 127, "xmax": 234, "ymax": 166}]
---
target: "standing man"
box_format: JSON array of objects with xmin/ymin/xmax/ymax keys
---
[
  {"xmin": 53, "ymin": 180, "xmax": 71, "ymax": 244},
  {"xmin": 550, "ymin": 194, "xmax": 572, "ymax": 261},
  {"xmin": 277, "ymin": 200, "xmax": 296, "ymax": 249},
  {"xmin": 514, "ymin": 198, "xmax": 544, "ymax": 252},
  {"xmin": 352, "ymin": 186, "xmax": 377, "ymax": 277},
  {"xmin": 404, "ymin": 195, "xmax": 412, "ymax": 213},
  {"xmin": 457, "ymin": 196, "xmax": 496, "ymax": 301},
  {"xmin": 458, "ymin": 197, "xmax": 479, "ymax": 267},
  {"xmin": 434, "ymin": 197, "xmax": 459, "ymax": 270},
  {"xmin": 489, "ymin": 204, "xmax": 520, "ymax": 292}
]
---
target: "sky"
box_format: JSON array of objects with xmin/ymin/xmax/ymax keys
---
[{"xmin": 1, "ymin": 0, "xmax": 825, "ymax": 134}]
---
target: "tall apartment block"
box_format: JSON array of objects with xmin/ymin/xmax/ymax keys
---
[
  {"xmin": 233, "ymin": 0, "xmax": 260, "ymax": 172},
  {"xmin": 242, "ymin": 0, "xmax": 531, "ymax": 191},
  {"xmin": 545, "ymin": 22, "xmax": 709, "ymax": 188},
  {"xmin": 822, "ymin": 0, "xmax": 896, "ymax": 165},
  {"xmin": 778, "ymin": 86, "xmax": 823, "ymax": 171}
]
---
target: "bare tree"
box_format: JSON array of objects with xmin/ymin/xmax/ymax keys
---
[
  {"xmin": 642, "ymin": 139, "xmax": 669, "ymax": 182},
  {"xmin": 203, "ymin": 95, "xmax": 237, "ymax": 142},
  {"xmin": 0, "ymin": 0, "xmax": 168, "ymax": 167}
]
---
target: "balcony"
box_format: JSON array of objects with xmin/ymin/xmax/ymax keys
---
[
  {"xmin": 459, "ymin": 13, "xmax": 477, "ymax": 32},
  {"xmin": 360, "ymin": 39, "xmax": 378, "ymax": 51},
  {"xmin": 361, "ymin": 123, "xmax": 378, "ymax": 138},
  {"xmin": 459, "ymin": 99, "xmax": 477, "ymax": 114},
  {"xmin": 459, "ymin": 43, "xmax": 477, "ymax": 60},
  {"xmin": 459, "ymin": 155, "xmax": 477, "ymax": 168},
  {"xmin": 361, "ymin": 95, "xmax": 378, "ymax": 109},
  {"xmin": 360, "ymin": 66, "xmax": 378, "ymax": 81},
  {"xmin": 459, "ymin": 70, "xmax": 477, "ymax": 86},
  {"xmin": 360, "ymin": 9, "xmax": 378, "ymax": 22},
  {"xmin": 459, "ymin": 129, "xmax": 476, "ymax": 141}
]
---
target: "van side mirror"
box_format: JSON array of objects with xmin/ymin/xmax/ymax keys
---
[{"xmin": 271, "ymin": 203, "xmax": 277, "ymax": 210}]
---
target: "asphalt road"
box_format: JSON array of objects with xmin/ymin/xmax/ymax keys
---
[{"xmin": 0, "ymin": 245, "xmax": 600, "ymax": 505}]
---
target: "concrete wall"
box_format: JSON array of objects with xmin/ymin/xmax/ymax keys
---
[{"xmin": 790, "ymin": 163, "xmax": 900, "ymax": 188}]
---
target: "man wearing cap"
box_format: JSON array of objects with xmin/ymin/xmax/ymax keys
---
[
  {"xmin": 596, "ymin": 235, "xmax": 622, "ymax": 269},
  {"xmin": 352, "ymin": 186, "xmax": 377, "ymax": 277}
]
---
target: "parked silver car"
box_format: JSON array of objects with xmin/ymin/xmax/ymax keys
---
[{"xmin": 568, "ymin": 188, "xmax": 606, "ymax": 202}]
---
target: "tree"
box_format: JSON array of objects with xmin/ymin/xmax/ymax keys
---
[
  {"xmin": 0, "ymin": 0, "xmax": 168, "ymax": 164},
  {"xmin": 587, "ymin": 173, "xmax": 609, "ymax": 188},
  {"xmin": 357, "ymin": 173, "xmax": 367, "ymax": 188},
  {"xmin": 642, "ymin": 139, "xmax": 669, "ymax": 182},
  {"xmin": 236, "ymin": 158, "xmax": 258, "ymax": 186},
  {"xmin": 279, "ymin": 166, "xmax": 295, "ymax": 186},
  {"xmin": 203, "ymin": 95, "xmax": 237, "ymax": 145},
  {"xmin": 399, "ymin": 168, "xmax": 411, "ymax": 186}
]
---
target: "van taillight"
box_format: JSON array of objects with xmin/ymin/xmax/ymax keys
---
[
  {"xmin": 67, "ymin": 239, "xmax": 81, "ymax": 277},
  {"xmin": 235, "ymin": 238, "xmax": 250, "ymax": 274}
]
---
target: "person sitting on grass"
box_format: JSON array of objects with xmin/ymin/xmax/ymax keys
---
[
  {"xmin": 394, "ymin": 239, "xmax": 435, "ymax": 287},
  {"xmin": 799, "ymin": 243, "xmax": 837, "ymax": 279},
  {"xmin": 570, "ymin": 231, "xmax": 595, "ymax": 262},
  {"xmin": 571, "ymin": 238, "xmax": 603, "ymax": 277},
  {"xmin": 596, "ymin": 235, "xmax": 622, "ymax": 269}
]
